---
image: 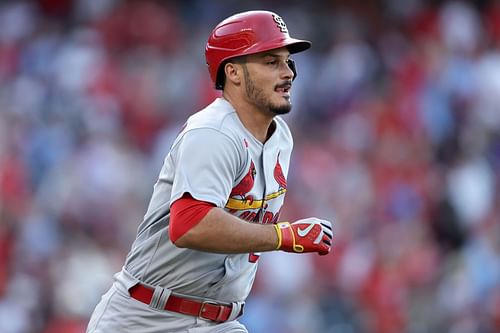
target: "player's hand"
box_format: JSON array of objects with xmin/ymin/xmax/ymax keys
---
[{"xmin": 274, "ymin": 218, "xmax": 333, "ymax": 255}]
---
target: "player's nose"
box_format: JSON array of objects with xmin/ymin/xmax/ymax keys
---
[{"xmin": 281, "ymin": 61, "xmax": 294, "ymax": 80}]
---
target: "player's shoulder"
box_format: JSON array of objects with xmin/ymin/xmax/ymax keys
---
[
  {"xmin": 186, "ymin": 98, "xmax": 238, "ymax": 132},
  {"xmin": 171, "ymin": 98, "xmax": 243, "ymax": 152}
]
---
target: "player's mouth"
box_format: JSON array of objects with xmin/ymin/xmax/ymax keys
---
[{"xmin": 275, "ymin": 82, "xmax": 292, "ymax": 98}]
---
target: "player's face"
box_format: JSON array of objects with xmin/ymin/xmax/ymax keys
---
[{"xmin": 240, "ymin": 48, "xmax": 294, "ymax": 115}]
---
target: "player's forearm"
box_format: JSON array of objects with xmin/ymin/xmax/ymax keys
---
[{"xmin": 172, "ymin": 207, "xmax": 279, "ymax": 253}]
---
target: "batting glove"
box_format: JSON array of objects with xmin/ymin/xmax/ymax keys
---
[{"xmin": 274, "ymin": 218, "xmax": 333, "ymax": 255}]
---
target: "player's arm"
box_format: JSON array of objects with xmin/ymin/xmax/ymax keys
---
[
  {"xmin": 170, "ymin": 194, "xmax": 333, "ymax": 255},
  {"xmin": 169, "ymin": 129, "xmax": 333, "ymax": 255},
  {"xmin": 172, "ymin": 205, "xmax": 278, "ymax": 253}
]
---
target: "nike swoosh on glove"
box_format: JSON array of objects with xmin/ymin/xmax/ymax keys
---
[{"xmin": 274, "ymin": 217, "xmax": 333, "ymax": 255}]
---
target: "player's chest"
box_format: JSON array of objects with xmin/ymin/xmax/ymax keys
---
[{"xmin": 225, "ymin": 143, "xmax": 291, "ymax": 224}]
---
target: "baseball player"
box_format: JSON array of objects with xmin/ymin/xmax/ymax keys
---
[{"xmin": 86, "ymin": 10, "xmax": 333, "ymax": 333}]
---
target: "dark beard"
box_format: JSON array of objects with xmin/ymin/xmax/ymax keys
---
[
  {"xmin": 243, "ymin": 65, "xmax": 292, "ymax": 115},
  {"xmin": 270, "ymin": 103, "xmax": 291, "ymax": 115}
]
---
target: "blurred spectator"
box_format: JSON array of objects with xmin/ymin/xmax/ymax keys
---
[{"xmin": 0, "ymin": 0, "xmax": 499, "ymax": 332}]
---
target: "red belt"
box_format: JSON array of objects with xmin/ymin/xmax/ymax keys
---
[{"xmin": 129, "ymin": 284, "xmax": 239, "ymax": 322}]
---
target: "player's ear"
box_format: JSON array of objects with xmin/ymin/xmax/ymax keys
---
[{"xmin": 224, "ymin": 61, "xmax": 243, "ymax": 86}]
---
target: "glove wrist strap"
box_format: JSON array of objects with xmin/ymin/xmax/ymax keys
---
[
  {"xmin": 274, "ymin": 222, "xmax": 287, "ymax": 250},
  {"xmin": 274, "ymin": 222, "xmax": 304, "ymax": 253}
]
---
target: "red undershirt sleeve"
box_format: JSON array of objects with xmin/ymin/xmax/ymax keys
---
[{"xmin": 169, "ymin": 193, "xmax": 216, "ymax": 243}]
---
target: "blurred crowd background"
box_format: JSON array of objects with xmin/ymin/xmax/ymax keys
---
[{"xmin": 0, "ymin": 0, "xmax": 499, "ymax": 332}]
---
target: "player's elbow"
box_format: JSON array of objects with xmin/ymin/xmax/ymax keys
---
[
  {"xmin": 170, "ymin": 228, "xmax": 203, "ymax": 249},
  {"xmin": 170, "ymin": 232, "xmax": 188, "ymax": 248},
  {"xmin": 169, "ymin": 194, "xmax": 215, "ymax": 248},
  {"xmin": 171, "ymin": 238, "xmax": 186, "ymax": 248},
  {"xmin": 169, "ymin": 222, "xmax": 201, "ymax": 248}
]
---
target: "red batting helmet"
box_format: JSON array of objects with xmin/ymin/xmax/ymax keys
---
[{"xmin": 205, "ymin": 10, "xmax": 312, "ymax": 89}]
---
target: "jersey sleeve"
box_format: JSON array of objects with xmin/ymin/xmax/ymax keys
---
[
  {"xmin": 170, "ymin": 128, "xmax": 242, "ymax": 207},
  {"xmin": 169, "ymin": 193, "xmax": 215, "ymax": 243}
]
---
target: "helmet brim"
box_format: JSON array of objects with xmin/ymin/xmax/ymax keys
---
[
  {"xmin": 286, "ymin": 39, "xmax": 312, "ymax": 54},
  {"xmin": 240, "ymin": 38, "xmax": 312, "ymax": 59}
]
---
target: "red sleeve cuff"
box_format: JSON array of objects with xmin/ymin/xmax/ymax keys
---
[{"xmin": 169, "ymin": 193, "xmax": 215, "ymax": 243}]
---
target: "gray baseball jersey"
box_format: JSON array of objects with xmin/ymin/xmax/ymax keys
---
[
  {"xmin": 124, "ymin": 97, "xmax": 292, "ymax": 301},
  {"xmin": 87, "ymin": 97, "xmax": 292, "ymax": 332}
]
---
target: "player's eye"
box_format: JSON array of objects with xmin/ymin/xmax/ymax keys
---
[{"xmin": 266, "ymin": 60, "xmax": 277, "ymax": 65}]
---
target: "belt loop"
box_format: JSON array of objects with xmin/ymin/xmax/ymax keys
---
[
  {"xmin": 227, "ymin": 301, "xmax": 244, "ymax": 321},
  {"xmin": 149, "ymin": 286, "xmax": 171, "ymax": 310}
]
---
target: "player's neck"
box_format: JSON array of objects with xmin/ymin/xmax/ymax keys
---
[{"xmin": 222, "ymin": 93, "xmax": 274, "ymax": 143}]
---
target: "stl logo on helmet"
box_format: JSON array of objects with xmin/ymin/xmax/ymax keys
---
[{"xmin": 272, "ymin": 14, "xmax": 288, "ymax": 33}]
